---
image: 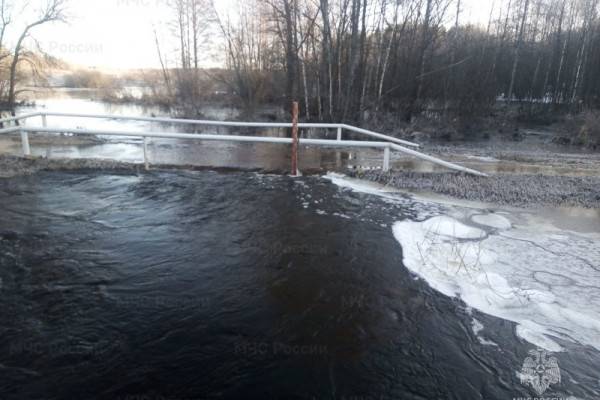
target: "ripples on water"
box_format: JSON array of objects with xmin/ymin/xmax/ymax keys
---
[{"xmin": 0, "ymin": 170, "xmax": 598, "ymax": 399}]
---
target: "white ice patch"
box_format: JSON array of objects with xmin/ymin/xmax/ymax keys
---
[
  {"xmin": 471, "ymin": 213, "xmax": 512, "ymax": 230},
  {"xmin": 324, "ymin": 173, "xmax": 399, "ymax": 199},
  {"xmin": 333, "ymin": 212, "xmax": 352, "ymax": 220},
  {"xmin": 465, "ymin": 155, "xmax": 499, "ymax": 162},
  {"xmin": 422, "ymin": 216, "xmax": 486, "ymax": 239},
  {"xmin": 393, "ymin": 214, "xmax": 600, "ymax": 352},
  {"xmin": 471, "ymin": 318, "xmax": 498, "ymax": 347}
]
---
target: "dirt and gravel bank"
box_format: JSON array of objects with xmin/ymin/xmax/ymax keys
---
[
  {"xmin": 348, "ymin": 169, "xmax": 600, "ymax": 209},
  {"xmin": 0, "ymin": 155, "xmax": 285, "ymax": 178},
  {"xmin": 0, "ymin": 155, "xmax": 142, "ymax": 178}
]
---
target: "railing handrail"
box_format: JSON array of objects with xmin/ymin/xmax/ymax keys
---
[
  {"xmin": 0, "ymin": 112, "xmax": 41, "ymax": 124},
  {"xmin": 21, "ymin": 126, "xmax": 392, "ymax": 148},
  {"xmin": 0, "ymin": 111, "xmax": 420, "ymax": 148},
  {"xmin": 0, "ymin": 126, "xmax": 21, "ymax": 134},
  {"xmin": 0, "ymin": 111, "xmax": 488, "ymax": 176},
  {"xmin": 341, "ymin": 124, "xmax": 418, "ymax": 148}
]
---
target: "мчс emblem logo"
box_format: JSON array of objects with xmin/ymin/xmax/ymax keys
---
[{"xmin": 519, "ymin": 349, "xmax": 561, "ymax": 396}]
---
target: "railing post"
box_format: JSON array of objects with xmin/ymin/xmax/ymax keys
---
[
  {"xmin": 291, "ymin": 102, "xmax": 299, "ymax": 176},
  {"xmin": 336, "ymin": 126, "xmax": 342, "ymax": 141},
  {"xmin": 42, "ymin": 114, "xmax": 47, "ymax": 127},
  {"xmin": 20, "ymin": 129, "xmax": 31, "ymax": 156},
  {"xmin": 11, "ymin": 110, "xmax": 19, "ymax": 128},
  {"xmin": 143, "ymin": 136, "xmax": 149, "ymax": 171},
  {"xmin": 383, "ymin": 146, "xmax": 390, "ymax": 172}
]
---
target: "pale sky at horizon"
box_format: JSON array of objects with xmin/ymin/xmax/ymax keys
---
[{"xmin": 9, "ymin": 0, "xmax": 497, "ymax": 71}]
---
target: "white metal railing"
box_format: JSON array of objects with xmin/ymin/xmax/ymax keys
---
[{"xmin": 0, "ymin": 111, "xmax": 488, "ymax": 176}]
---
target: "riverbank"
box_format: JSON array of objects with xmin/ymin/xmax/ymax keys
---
[
  {"xmin": 0, "ymin": 155, "xmax": 141, "ymax": 178},
  {"xmin": 0, "ymin": 155, "xmax": 292, "ymax": 178}
]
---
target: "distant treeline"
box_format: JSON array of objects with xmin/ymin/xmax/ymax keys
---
[{"xmin": 160, "ymin": 0, "xmax": 600, "ymax": 124}]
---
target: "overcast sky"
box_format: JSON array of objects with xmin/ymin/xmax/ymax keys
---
[{"xmin": 14, "ymin": 0, "xmax": 497, "ymax": 71}]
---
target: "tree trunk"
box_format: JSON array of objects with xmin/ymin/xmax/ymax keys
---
[
  {"xmin": 554, "ymin": 8, "xmax": 575, "ymax": 104},
  {"xmin": 409, "ymin": 0, "xmax": 433, "ymax": 121},
  {"xmin": 377, "ymin": 0, "xmax": 400, "ymax": 112},
  {"xmin": 320, "ymin": 0, "xmax": 334, "ymax": 118},
  {"xmin": 507, "ymin": 0, "xmax": 530, "ymax": 103},
  {"xmin": 283, "ymin": 0, "xmax": 298, "ymax": 108},
  {"xmin": 8, "ymin": 22, "xmax": 42, "ymax": 108},
  {"xmin": 301, "ymin": 56, "xmax": 310, "ymax": 119}
]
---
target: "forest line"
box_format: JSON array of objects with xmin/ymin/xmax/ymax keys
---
[{"xmin": 160, "ymin": 0, "xmax": 600, "ymax": 127}]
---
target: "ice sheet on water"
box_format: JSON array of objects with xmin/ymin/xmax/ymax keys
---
[
  {"xmin": 393, "ymin": 211, "xmax": 600, "ymax": 352},
  {"xmin": 326, "ymin": 173, "xmax": 600, "ymax": 352},
  {"xmin": 422, "ymin": 216, "xmax": 486, "ymax": 239},
  {"xmin": 471, "ymin": 213, "xmax": 512, "ymax": 230}
]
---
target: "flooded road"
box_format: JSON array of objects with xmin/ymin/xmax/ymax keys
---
[{"xmin": 0, "ymin": 170, "xmax": 599, "ymax": 399}]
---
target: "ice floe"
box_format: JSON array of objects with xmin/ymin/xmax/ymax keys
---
[
  {"xmin": 471, "ymin": 213, "xmax": 512, "ymax": 230},
  {"xmin": 422, "ymin": 216, "xmax": 487, "ymax": 239},
  {"xmin": 471, "ymin": 317, "xmax": 498, "ymax": 347},
  {"xmin": 394, "ymin": 211, "xmax": 600, "ymax": 352}
]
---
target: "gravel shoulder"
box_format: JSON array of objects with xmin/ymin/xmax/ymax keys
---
[
  {"xmin": 0, "ymin": 155, "xmax": 142, "ymax": 178},
  {"xmin": 348, "ymin": 169, "xmax": 600, "ymax": 209},
  {"xmin": 0, "ymin": 155, "xmax": 277, "ymax": 178}
]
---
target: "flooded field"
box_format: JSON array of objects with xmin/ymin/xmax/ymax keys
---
[
  {"xmin": 0, "ymin": 89, "xmax": 377, "ymax": 171},
  {"xmin": 0, "ymin": 170, "xmax": 599, "ymax": 399}
]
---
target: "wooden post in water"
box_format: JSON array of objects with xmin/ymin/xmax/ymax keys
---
[{"xmin": 291, "ymin": 102, "xmax": 299, "ymax": 176}]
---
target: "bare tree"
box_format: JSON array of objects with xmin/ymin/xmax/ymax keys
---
[{"xmin": 7, "ymin": 0, "xmax": 67, "ymax": 108}]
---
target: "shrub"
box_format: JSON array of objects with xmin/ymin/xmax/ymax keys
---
[
  {"xmin": 63, "ymin": 70, "xmax": 119, "ymax": 89},
  {"xmin": 579, "ymin": 111, "xmax": 600, "ymax": 149}
]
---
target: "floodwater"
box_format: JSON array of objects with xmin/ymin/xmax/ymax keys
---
[
  {"xmin": 7, "ymin": 88, "xmax": 598, "ymax": 175},
  {"xmin": 0, "ymin": 170, "xmax": 599, "ymax": 399},
  {"xmin": 0, "ymin": 89, "xmax": 599, "ymax": 399},
  {"xmin": 1, "ymin": 89, "xmax": 385, "ymax": 172}
]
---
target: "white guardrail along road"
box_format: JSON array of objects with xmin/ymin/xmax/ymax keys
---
[{"xmin": 0, "ymin": 111, "xmax": 487, "ymax": 177}]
